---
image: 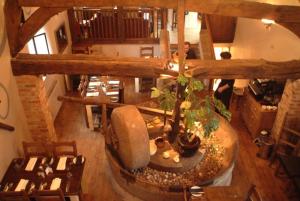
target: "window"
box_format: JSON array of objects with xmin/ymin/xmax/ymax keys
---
[
  {"xmin": 28, "ymin": 33, "xmax": 50, "ymax": 81},
  {"xmin": 28, "ymin": 33, "xmax": 50, "ymax": 55}
]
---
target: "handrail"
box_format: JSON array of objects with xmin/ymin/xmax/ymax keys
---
[
  {"xmin": 69, "ymin": 7, "xmax": 161, "ymax": 44},
  {"xmin": 0, "ymin": 122, "xmax": 15, "ymax": 132}
]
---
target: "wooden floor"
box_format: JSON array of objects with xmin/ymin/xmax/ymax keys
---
[{"xmin": 54, "ymin": 95, "xmax": 293, "ymax": 201}]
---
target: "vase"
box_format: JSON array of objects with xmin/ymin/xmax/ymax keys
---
[{"xmin": 176, "ymin": 134, "xmax": 201, "ymax": 157}]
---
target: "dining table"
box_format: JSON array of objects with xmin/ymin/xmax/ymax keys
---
[
  {"xmin": 84, "ymin": 76, "xmax": 121, "ymax": 131},
  {"xmin": 0, "ymin": 156, "xmax": 85, "ymax": 201}
]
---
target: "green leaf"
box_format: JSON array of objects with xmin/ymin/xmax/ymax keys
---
[
  {"xmin": 213, "ymin": 98, "xmax": 232, "ymax": 121},
  {"xmin": 203, "ymin": 117, "xmax": 219, "ymax": 137},
  {"xmin": 177, "ymin": 74, "xmax": 188, "ymax": 86},
  {"xmin": 192, "ymin": 80, "xmax": 204, "ymax": 91},
  {"xmin": 151, "ymin": 87, "xmax": 160, "ymax": 98}
]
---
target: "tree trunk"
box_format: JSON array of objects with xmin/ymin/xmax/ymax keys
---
[{"xmin": 170, "ymin": 83, "xmax": 185, "ymax": 143}]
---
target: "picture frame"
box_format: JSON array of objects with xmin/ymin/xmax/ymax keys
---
[{"xmin": 55, "ymin": 23, "xmax": 68, "ymax": 53}]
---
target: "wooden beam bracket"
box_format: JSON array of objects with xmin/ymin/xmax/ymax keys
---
[{"xmin": 5, "ymin": 0, "xmax": 65, "ymax": 56}]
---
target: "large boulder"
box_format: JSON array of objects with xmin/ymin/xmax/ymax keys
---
[{"xmin": 111, "ymin": 105, "xmax": 150, "ymax": 170}]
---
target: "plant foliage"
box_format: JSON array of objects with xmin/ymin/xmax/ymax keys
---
[{"xmin": 152, "ymin": 74, "xmax": 231, "ymax": 143}]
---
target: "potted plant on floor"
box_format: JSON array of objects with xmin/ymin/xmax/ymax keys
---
[{"xmin": 151, "ymin": 73, "xmax": 231, "ymax": 157}]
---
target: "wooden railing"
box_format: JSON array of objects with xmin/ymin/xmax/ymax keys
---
[{"xmin": 68, "ymin": 7, "xmax": 162, "ymax": 44}]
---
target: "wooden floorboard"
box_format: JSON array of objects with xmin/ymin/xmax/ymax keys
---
[{"xmin": 54, "ymin": 92, "xmax": 292, "ymax": 201}]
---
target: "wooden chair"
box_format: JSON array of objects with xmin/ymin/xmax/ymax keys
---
[
  {"xmin": 0, "ymin": 190, "xmax": 31, "ymax": 201},
  {"xmin": 32, "ymin": 189, "xmax": 65, "ymax": 201},
  {"xmin": 52, "ymin": 141, "xmax": 78, "ymax": 157},
  {"xmin": 22, "ymin": 141, "xmax": 51, "ymax": 158},
  {"xmin": 244, "ymin": 185, "xmax": 263, "ymax": 201}
]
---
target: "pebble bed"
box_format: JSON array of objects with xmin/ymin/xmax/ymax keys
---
[{"xmin": 132, "ymin": 135, "xmax": 225, "ymax": 187}]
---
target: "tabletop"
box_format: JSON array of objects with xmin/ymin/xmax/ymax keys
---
[{"xmin": 0, "ymin": 157, "xmax": 85, "ymax": 196}]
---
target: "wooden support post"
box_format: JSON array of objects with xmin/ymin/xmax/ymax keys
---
[
  {"xmin": 171, "ymin": 0, "xmax": 186, "ymax": 143},
  {"xmin": 159, "ymin": 30, "xmax": 170, "ymax": 59},
  {"xmin": 161, "ymin": 8, "xmax": 168, "ymax": 30},
  {"xmin": 4, "ymin": 0, "xmax": 22, "ymax": 57},
  {"xmin": 199, "ymin": 15, "xmax": 216, "ymax": 91},
  {"xmin": 153, "ymin": 9, "xmax": 158, "ymax": 38},
  {"xmin": 67, "ymin": 8, "xmax": 80, "ymax": 44},
  {"xmin": 101, "ymin": 104, "xmax": 108, "ymax": 136}
]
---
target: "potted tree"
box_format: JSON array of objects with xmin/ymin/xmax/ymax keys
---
[{"xmin": 151, "ymin": 73, "xmax": 231, "ymax": 157}]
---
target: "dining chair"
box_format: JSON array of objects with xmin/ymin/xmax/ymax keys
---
[
  {"xmin": 32, "ymin": 189, "xmax": 66, "ymax": 201},
  {"xmin": 52, "ymin": 141, "xmax": 78, "ymax": 157},
  {"xmin": 244, "ymin": 184, "xmax": 263, "ymax": 201},
  {"xmin": 22, "ymin": 141, "xmax": 51, "ymax": 158},
  {"xmin": 0, "ymin": 190, "xmax": 31, "ymax": 201}
]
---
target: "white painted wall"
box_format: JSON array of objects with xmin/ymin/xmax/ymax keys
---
[
  {"xmin": 229, "ymin": 17, "xmax": 300, "ymax": 88},
  {"xmin": 22, "ymin": 11, "xmax": 72, "ymax": 119},
  {"xmin": 42, "ymin": 11, "xmax": 72, "ymax": 119},
  {"xmin": 0, "ymin": 21, "xmax": 30, "ymax": 180},
  {"xmin": 231, "ymin": 18, "xmax": 300, "ymax": 61}
]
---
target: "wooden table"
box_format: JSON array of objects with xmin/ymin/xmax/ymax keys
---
[
  {"xmin": 85, "ymin": 76, "xmax": 120, "ymax": 130},
  {"xmin": 0, "ymin": 157, "xmax": 85, "ymax": 200},
  {"xmin": 189, "ymin": 186, "xmax": 245, "ymax": 201}
]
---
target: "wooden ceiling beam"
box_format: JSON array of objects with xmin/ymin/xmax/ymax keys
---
[
  {"xmin": 11, "ymin": 54, "xmax": 300, "ymax": 79},
  {"xmin": 4, "ymin": 0, "xmax": 65, "ymax": 56},
  {"xmin": 11, "ymin": 54, "xmax": 177, "ymax": 77},
  {"xmin": 17, "ymin": 7, "xmax": 65, "ymax": 56},
  {"xmin": 185, "ymin": 59, "xmax": 300, "ymax": 79},
  {"xmin": 18, "ymin": 0, "xmax": 300, "ymax": 23}
]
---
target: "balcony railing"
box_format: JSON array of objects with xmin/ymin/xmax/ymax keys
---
[{"xmin": 69, "ymin": 7, "xmax": 162, "ymax": 44}]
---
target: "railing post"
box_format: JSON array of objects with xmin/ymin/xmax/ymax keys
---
[
  {"xmin": 68, "ymin": 8, "xmax": 80, "ymax": 44},
  {"xmin": 117, "ymin": 7, "xmax": 125, "ymax": 42},
  {"xmin": 161, "ymin": 8, "xmax": 168, "ymax": 30},
  {"xmin": 153, "ymin": 9, "xmax": 158, "ymax": 39}
]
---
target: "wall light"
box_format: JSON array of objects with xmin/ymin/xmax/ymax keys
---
[{"xmin": 261, "ymin": 18, "xmax": 275, "ymax": 30}]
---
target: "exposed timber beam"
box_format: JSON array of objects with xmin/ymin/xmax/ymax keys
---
[
  {"xmin": 18, "ymin": 0, "xmax": 300, "ymax": 23},
  {"xmin": 11, "ymin": 54, "xmax": 300, "ymax": 79},
  {"xmin": 4, "ymin": 0, "xmax": 22, "ymax": 57},
  {"xmin": 11, "ymin": 54, "xmax": 177, "ymax": 77},
  {"xmin": 17, "ymin": 7, "xmax": 65, "ymax": 56},
  {"xmin": 185, "ymin": 59, "xmax": 300, "ymax": 79},
  {"xmin": 4, "ymin": 0, "xmax": 65, "ymax": 56},
  {"xmin": 57, "ymin": 96, "xmax": 173, "ymax": 117}
]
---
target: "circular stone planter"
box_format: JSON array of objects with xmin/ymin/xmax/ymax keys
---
[{"xmin": 106, "ymin": 116, "xmax": 239, "ymax": 201}]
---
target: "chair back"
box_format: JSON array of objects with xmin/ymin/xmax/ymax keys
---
[
  {"xmin": 0, "ymin": 190, "xmax": 31, "ymax": 201},
  {"xmin": 32, "ymin": 189, "xmax": 65, "ymax": 201},
  {"xmin": 244, "ymin": 185, "xmax": 263, "ymax": 201},
  {"xmin": 22, "ymin": 141, "xmax": 51, "ymax": 158},
  {"xmin": 52, "ymin": 141, "xmax": 78, "ymax": 157}
]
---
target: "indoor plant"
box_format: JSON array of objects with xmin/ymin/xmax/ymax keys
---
[{"xmin": 151, "ymin": 73, "xmax": 231, "ymax": 157}]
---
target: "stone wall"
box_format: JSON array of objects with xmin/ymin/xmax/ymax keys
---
[
  {"xmin": 16, "ymin": 75, "xmax": 57, "ymax": 142},
  {"xmin": 272, "ymin": 79, "xmax": 300, "ymax": 141}
]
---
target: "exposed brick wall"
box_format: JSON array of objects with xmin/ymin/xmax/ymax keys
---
[
  {"xmin": 16, "ymin": 75, "xmax": 57, "ymax": 142},
  {"xmin": 272, "ymin": 79, "xmax": 300, "ymax": 141}
]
